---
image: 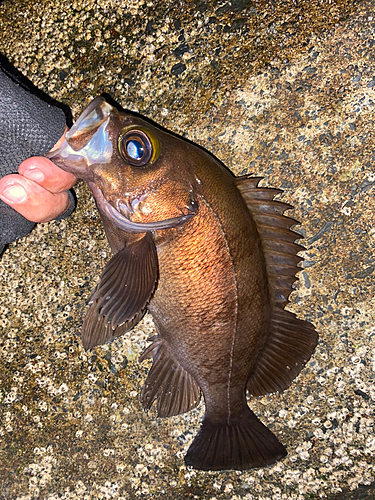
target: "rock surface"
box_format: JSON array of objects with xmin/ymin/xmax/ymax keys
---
[{"xmin": 0, "ymin": 0, "xmax": 374, "ymax": 498}]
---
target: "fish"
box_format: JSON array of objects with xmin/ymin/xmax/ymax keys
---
[{"xmin": 47, "ymin": 96, "xmax": 317, "ymax": 471}]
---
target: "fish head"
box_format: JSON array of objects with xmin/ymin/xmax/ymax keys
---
[{"xmin": 47, "ymin": 97, "xmax": 198, "ymax": 232}]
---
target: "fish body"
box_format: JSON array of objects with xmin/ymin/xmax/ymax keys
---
[{"xmin": 48, "ymin": 97, "xmax": 317, "ymax": 471}]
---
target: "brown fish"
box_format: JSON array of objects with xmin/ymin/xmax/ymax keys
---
[{"xmin": 47, "ymin": 96, "xmax": 317, "ymax": 471}]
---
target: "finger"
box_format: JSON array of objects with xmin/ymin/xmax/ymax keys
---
[
  {"xmin": 18, "ymin": 156, "xmax": 77, "ymax": 193},
  {"xmin": 0, "ymin": 174, "xmax": 71, "ymax": 223}
]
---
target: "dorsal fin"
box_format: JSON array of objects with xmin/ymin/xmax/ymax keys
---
[{"xmin": 236, "ymin": 175, "xmax": 317, "ymax": 396}]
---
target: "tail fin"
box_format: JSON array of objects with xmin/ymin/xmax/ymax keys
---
[{"xmin": 185, "ymin": 407, "xmax": 286, "ymax": 471}]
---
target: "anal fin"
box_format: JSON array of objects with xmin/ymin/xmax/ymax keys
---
[
  {"xmin": 139, "ymin": 337, "xmax": 201, "ymax": 417},
  {"xmin": 81, "ymin": 232, "xmax": 158, "ymax": 350}
]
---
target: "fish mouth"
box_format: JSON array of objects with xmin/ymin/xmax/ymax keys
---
[
  {"xmin": 46, "ymin": 96, "xmax": 113, "ymax": 177},
  {"xmin": 88, "ymin": 182, "xmax": 197, "ymax": 233}
]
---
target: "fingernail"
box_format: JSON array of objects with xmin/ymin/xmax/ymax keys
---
[
  {"xmin": 0, "ymin": 184, "xmax": 28, "ymax": 203},
  {"xmin": 23, "ymin": 168, "xmax": 45, "ymax": 182}
]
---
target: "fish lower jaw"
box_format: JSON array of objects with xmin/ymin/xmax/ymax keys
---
[
  {"xmin": 117, "ymin": 200, "xmax": 133, "ymax": 220},
  {"xmin": 118, "ymin": 197, "xmax": 195, "ymax": 223},
  {"xmin": 117, "ymin": 201, "xmax": 158, "ymax": 224},
  {"xmin": 89, "ymin": 184, "xmax": 196, "ymax": 233}
]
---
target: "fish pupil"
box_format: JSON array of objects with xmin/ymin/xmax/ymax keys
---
[{"xmin": 126, "ymin": 139, "xmax": 145, "ymax": 160}]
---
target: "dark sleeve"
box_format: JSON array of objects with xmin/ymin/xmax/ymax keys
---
[{"xmin": 0, "ymin": 60, "xmax": 75, "ymax": 255}]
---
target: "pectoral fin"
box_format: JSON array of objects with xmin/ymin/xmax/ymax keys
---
[{"xmin": 81, "ymin": 232, "xmax": 158, "ymax": 350}]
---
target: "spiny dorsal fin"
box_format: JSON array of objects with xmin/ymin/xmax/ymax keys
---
[{"xmin": 235, "ymin": 175, "xmax": 317, "ymax": 396}]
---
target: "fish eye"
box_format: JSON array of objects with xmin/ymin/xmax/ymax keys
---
[{"xmin": 118, "ymin": 127, "xmax": 159, "ymax": 166}]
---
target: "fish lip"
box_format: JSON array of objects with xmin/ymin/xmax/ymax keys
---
[
  {"xmin": 88, "ymin": 183, "xmax": 197, "ymax": 233},
  {"xmin": 45, "ymin": 141, "xmax": 90, "ymax": 177}
]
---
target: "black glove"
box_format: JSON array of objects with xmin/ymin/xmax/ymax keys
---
[{"xmin": 0, "ymin": 56, "xmax": 75, "ymax": 255}]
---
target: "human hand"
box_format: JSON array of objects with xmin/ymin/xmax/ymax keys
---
[{"xmin": 0, "ymin": 129, "xmax": 76, "ymax": 223}]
